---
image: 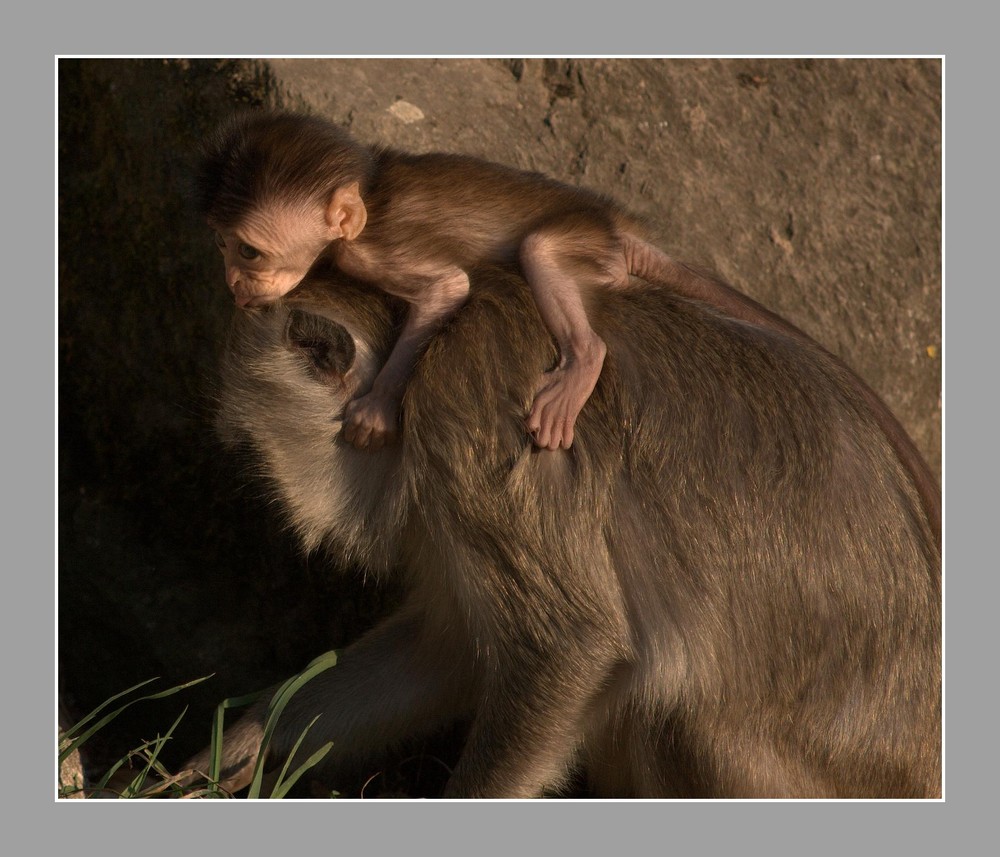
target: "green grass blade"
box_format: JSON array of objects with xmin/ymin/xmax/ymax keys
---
[
  {"xmin": 59, "ymin": 675, "xmax": 212, "ymax": 765},
  {"xmin": 120, "ymin": 706, "xmax": 188, "ymax": 797},
  {"xmin": 247, "ymin": 650, "xmax": 339, "ymax": 799},
  {"xmin": 270, "ymin": 743, "xmax": 334, "ymax": 799},
  {"xmin": 59, "ymin": 677, "xmax": 161, "ymax": 743},
  {"xmin": 270, "ymin": 714, "xmax": 322, "ymax": 793},
  {"xmin": 204, "ymin": 690, "xmax": 263, "ymax": 798},
  {"xmin": 95, "ymin": 754, "xmax": 133, "ymax": 792}
]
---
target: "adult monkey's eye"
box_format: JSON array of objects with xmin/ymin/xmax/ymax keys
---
[
  {"xmin": 213, "ymin": 231, "xmax": 226, "ymax": 248},
  {"xmin": 238, "ymin": 243, "xmax": 261, "ymax": 260}
]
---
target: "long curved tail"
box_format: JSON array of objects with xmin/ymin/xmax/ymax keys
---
[{"xmin": 623, "ymin": 235, "xmax": 940, "ymax": 544}]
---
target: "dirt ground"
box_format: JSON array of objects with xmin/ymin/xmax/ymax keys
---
[{"xmin": 57, "ymin": 58, "xmax": 941, "ymax": 796}]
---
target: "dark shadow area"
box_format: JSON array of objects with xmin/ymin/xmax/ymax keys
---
[{"xmin": 58, "ymin": 59, "xmax": 414, "ymax": 788}]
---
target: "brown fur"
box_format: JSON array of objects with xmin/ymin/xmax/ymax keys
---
[{"xmin": 186, "ymin": 262, "xmax": 941, "ymax": 799}]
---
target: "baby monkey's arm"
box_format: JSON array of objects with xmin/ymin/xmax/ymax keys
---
[{"xmin": 342, "ymin": 267, "xmax": 470, "ymax": 451}]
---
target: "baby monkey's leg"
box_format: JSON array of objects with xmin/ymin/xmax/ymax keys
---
[{"xmin": 520, "ymin": 217, "xmax": 624, "ymax": 450}]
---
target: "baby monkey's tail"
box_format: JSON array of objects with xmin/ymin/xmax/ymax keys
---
[
  {"xmin": 621, "ymin": 234, "xmax": 807, "ymax": 341},
  {"xmin": 620, "ymin": 233, "xmax": 941, "ymax": 545}
]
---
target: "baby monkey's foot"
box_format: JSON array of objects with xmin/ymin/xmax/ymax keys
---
[
  {"xmin": 525, "ymin": 336, "xmax": 607, "ymax": 450},
  {"xmin": 343, "ymin": 390, "xmax": 401, "ymax": 451}
]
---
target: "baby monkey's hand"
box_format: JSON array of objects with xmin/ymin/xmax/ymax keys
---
[{"xmin": 343, "ymin": 390, "xmax": 401, "ymax": 451}]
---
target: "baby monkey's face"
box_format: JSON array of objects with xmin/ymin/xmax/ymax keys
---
[{"xmin": 210, "ymin": 202, "xmax": 333, "ymax": 308}]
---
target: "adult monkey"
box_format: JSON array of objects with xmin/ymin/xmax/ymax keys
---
[{"xmin": 186, "ymin": 260, "xmax": 940, "ymax": 798}]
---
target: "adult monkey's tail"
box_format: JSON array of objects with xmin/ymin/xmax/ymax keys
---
[{"xmin": 622, "ymin": 234, "xmax": 941, "ymax": 544}]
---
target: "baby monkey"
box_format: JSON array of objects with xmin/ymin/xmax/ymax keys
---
[{"xmin": 197, "ymin": 110, "xmax": 800, "ymax": 451}]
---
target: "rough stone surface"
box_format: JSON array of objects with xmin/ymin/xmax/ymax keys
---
[{"xmin": 58, "ymin": 58, "xmax": 940, "ymax": 794}]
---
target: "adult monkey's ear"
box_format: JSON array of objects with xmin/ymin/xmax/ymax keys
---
[
  {"xmin": 326, "ymin": 181, "xmax": 368, "ymax": 241},
  {"xmin": 285, "ymin": 309, "xmax": 357, "ymax": 382}
]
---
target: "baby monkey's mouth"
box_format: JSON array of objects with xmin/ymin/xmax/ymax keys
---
[
  {"xmin": 235, "ymin": 275, "xmax": 309, "ymax": 309},
  {"xmin": 238, "ymin": 295, "xmax": 272, "ymax": 309},
  {"xmin": 235, "ymin": 289, "xmax": 284, "ymax": 309}
]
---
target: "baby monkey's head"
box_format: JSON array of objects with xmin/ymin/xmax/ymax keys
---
[{"xmin": 197, "ymin": 110, "xmax": 372, "ymax": 307}]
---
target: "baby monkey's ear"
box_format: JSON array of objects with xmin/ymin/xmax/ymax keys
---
[{"xmin": 326, "ymin": 181, "xmax": 368, "ymax": 241}]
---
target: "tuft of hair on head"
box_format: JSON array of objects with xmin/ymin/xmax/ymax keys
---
[{"xmin": 194, "ymin": 110, "xmax": 374, "ymax": 227}]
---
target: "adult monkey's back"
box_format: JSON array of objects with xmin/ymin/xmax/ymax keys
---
[{"xmin": 198, "ymin": 262, "xmax": 941, "ymax": 799}]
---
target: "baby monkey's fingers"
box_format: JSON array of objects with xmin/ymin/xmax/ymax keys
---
[
  {"xmin": 343, "ymin": 393, "xmax": 400, "ymax": 451},
  {"xmin": 526, "ymin": 384, "xmax": 577, "ymax": 450}
]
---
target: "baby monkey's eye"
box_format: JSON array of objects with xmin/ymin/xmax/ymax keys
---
[
  {"xmin": 238, "ymin": 243, "xmax": 261, "ymax": 261},
  {"xmin": 213, "ymin": 231, "xmax": 226, "ymax": 248}
]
